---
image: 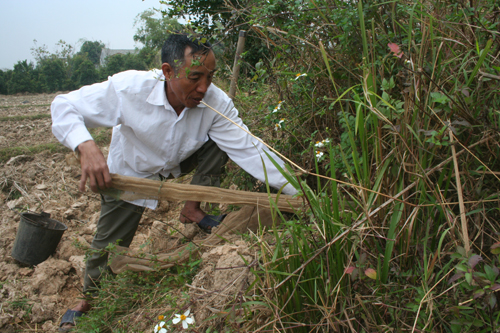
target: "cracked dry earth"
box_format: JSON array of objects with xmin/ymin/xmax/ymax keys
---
[{"xmin": 0, "ymin": 93, "xmax": 259, "ymax": 332}]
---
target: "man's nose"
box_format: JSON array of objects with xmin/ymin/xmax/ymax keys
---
[{"xmin": 196, "ymin": 78, "xmax": 210, "ymax": 94}]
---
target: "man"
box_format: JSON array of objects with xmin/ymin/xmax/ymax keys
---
[{"xmin": 52, "ymin": 34, "xmax": 296, "ymax": 331}]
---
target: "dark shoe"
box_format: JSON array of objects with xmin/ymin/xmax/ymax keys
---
[
  {"xmin": 59, "ymin": 309, "xmax": 84, "ymax": 332},
  {"xmin": 198, "ymin": 214, "xmax": 227, "ymax": 234}
]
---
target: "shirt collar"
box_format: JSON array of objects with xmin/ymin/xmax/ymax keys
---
[
  {"xmin": 146, "ymin": 72, "xmax": 167, "ymax": 107},
  {"xmin": 146, "ymin": 71, "xmax": 208, "ymax": 109}
]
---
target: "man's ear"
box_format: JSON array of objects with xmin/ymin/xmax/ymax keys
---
[{"xmin": 161, "ymin": 63, "xmax": 174, "ymax": 80}]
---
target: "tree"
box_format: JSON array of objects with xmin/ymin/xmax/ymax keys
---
[
  {"xmin": 160, "ymin": 0, "xmax": 270, "ymax": 73},
  {"xmin": 134, "ymin": 10, "xmax": 182, "ymax": 49},
  {"xmin": 29, "ymin": 39, "xmax": 74, "ymax": 93},
  {"xmin": 39, "ymin": 56, "xmax": 66, "ymax": 92},
  {"xmin": 160, "ymin": 0, "xmax": 229, "ymax": 34},
  {"xmin": 79, "ymin": 40, "xmax": 105, "ymax": 66},
  {"xmin": 100, "ymin": 53, "xmax": 147, "ymax": 79},
  {"xmin": 68, "ymin": 54, "xmax": 87, "ymax": 90},
  {"xmin": 31, "ymin": 39, "xmax": 74, "ymax": 64},
  {"xmin": 0, "ymin": 69, "xmax": 12, "ymax": 95},
  {"xmin": 7, "ymin": 60, "xmax": 37, "ymax": 94},
  {"xmin": 123, "ymin": 54, "xmax": 148, "ymax": 71},
  {"xmin": 133, "ymin": 10, "xmax": 182, "ymax": 67},
  {"xmin": 75, "ymin": 59, "xmax": 99, "ymax": 86}
]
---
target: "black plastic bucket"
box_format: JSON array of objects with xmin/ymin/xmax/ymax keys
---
[{"xmin": 11, "ymin": 212, "xmax": 67, "ymax": 265}]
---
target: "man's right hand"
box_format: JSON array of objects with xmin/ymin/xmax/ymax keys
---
[{"xmin": 77, "ymin": 140, "xmax": 112, "ymax": 192}]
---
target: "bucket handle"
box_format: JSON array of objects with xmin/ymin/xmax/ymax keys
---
[{"xmin": 10, "ymin": 208, "xmax": 50, "ymax": 228}]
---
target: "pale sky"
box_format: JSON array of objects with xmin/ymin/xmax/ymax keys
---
[{"xmin": 0, "ymin": 0, "xmax": 167, "ymax": 70}]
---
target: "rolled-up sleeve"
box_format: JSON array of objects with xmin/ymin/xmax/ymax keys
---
[{"xmin": 51, "ymin": 79, "xmax": 122, "ymax": 151}]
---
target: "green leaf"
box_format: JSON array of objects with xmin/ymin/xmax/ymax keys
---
[
  {"xmin": 430, "ymin": 92, "xmax": 449, "ymax": 104},
  {"xmin": 381, "ymin": 77, "xmax": 395, "ymax": 91},
  {"xmin": 241, "ymin": 301, "xmax": 270, "ymax": 308},
  {"xmin": 489, "ymin": 294, "xmax": 497, "ymax": 309},
  {"xmin": 466, "ymin": 39, "xmax": 493, "ymax": 87},
  {"xmin": 465, "ymin": 272, "xmax": 473, "ymax": 285},
  {"xmin": 484, "ymin": 264, "xmax": 498, "ymax": 283},
  {"xmin": 406, "ymin": 302, "xmax": 419, "ymax": 311},
  {"xmin": 473, "ymin": 288, "xmax": 485, "ymax": 299}
]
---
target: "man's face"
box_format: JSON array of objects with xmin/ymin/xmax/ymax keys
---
[{"xmin": 162, "ymin": 47, "xmax": 217, "ymax": 114}]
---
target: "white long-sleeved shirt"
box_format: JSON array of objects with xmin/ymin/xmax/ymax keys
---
[{"xmin": 51, "ymin": 69, "xmax": 296, "ymax": 208}]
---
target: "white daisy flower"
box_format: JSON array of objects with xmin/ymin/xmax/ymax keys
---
[
  {"xmin": 272, "ymin": 100, "xmax": 283, "ymax": 113},
  {"xmin": 172, "ymin": 309, "xmax": 194, "ymax": 330},
  {"xmin": 154, "ymin": 320, "xmax": 169, "ymax": 333},
  {"xmin": 316, "ymin": 151, "xmax": 324, "ymax": 161},
  {"xmin": 294, "ymin": 73, "xmax": 307, "ymax": 80},
  {"xmin": 275, "ymin": 118, "xmax": 285, "ymax": 130},
  {"xmin": 315, "ymin": 138, "xmax": 330, "ymax": 148}
]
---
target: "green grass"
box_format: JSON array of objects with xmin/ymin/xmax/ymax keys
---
[
  {"xmin": 75, "ymin": 265, "xmax": 199, "ymax": 333},
  {"xmin": 0, "ymin": 114, "xmax": 51, "ymax": 122},
  {"xmin": 220, "ymin": 0, "xmax": 500, "ymax": 331},
  {"xmin": 7, "ymin": 297, "xmax": 33, "ymax": 319},
  {"xmin": 0, "ymin": 104, "xmax": 51, "ymax": 109},
  {"xmin": 90, "ymin": 128, "xmax": 112, "ymax": 146},
  {"xmin": 0, "ymin": 128, "xmax": 111, "ymax": 163},
  {"xmin": 0, "ymin": 143, "xmax": 70, "ymax": 163}
]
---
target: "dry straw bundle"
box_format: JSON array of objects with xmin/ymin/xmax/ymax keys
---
[{"xmin": 106, "ymin": 174, "xmax": 304, "ymax": 273}]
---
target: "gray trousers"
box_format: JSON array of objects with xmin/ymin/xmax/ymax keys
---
[{"xmin": 83, "ymin": 138, "xmax": 228, "ymax": 292}]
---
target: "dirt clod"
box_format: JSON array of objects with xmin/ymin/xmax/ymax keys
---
[{"xmin": 32, "ymin": 259, "xmax": 72, "ymax": 295}]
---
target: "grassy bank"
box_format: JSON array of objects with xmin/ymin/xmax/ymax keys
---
[{"xmin": 67, "ymin": 0, "xmax": 500, "ymax": 331}]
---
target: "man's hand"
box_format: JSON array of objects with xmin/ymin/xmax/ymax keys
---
[{"xmin": 77, "ymin": 140, "xmax": 112, "ymax": 192}]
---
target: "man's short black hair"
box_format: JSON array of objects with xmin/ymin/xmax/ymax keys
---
[{"xmin": 161, "ymin": 34, "xmax": 212, "ymax": 72}]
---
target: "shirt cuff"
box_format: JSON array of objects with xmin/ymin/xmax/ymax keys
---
[
  {"xmin": 66, "ymin": 126, "xmax": 94, "ymax": 151},
  {"xmin": 282, "ymin": 183, "xmax": 298, "ymax": 196}
]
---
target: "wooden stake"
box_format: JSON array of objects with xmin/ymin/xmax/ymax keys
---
[{"xmin": 228, "ymin": 30, "xmax": 247, "ymax": 99}]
